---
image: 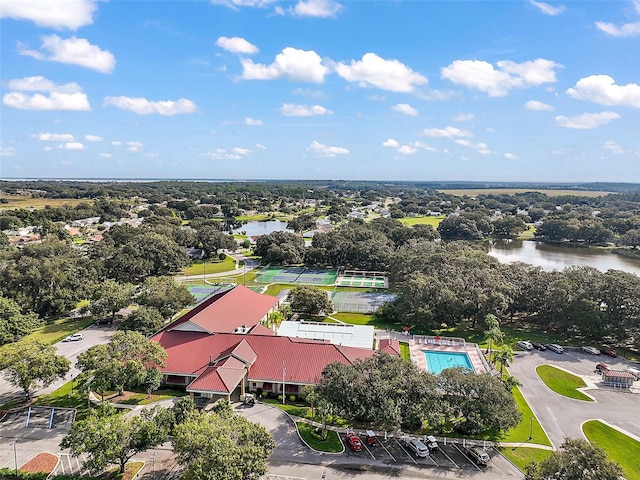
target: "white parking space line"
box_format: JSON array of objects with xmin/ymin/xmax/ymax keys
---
[
  {"xmin": 489, "ymin": 448, "xmax": 505, "ymax": 475},
  {"xmin": 599, "ymin": 392, "xmax": 625, "ymax": 406},
  {"xmin": 361, "ymin": 441, "xmax": 376, "ymax": 460},
  {"xmin": 393, "ymin": 438, "xmax": 417, "ymax": 464},
  {"xmin": 438, "ymin": 448, "xmax": 460, "ymax": 469},
  {"xmin": 380, "ymin": 442, "xmax": 396, "ymax": 462},
  {"xmin": 453, "ymin": 443, "xmax": 482, "ymax": 472}
]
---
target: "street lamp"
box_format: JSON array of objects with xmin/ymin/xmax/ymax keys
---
[
  {"xmin": 528, "ymin": 417, "xmax": 533, "ymax": 440},
  {"xmin": 9, "ymin": 441, "xmax": 17, "ymax": 475},
  {"xmin": 150, "ymin": 452, "xmax": 157, "ymax": 474}
]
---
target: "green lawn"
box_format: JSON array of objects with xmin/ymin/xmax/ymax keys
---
[
  {"xmin": 399, "ymin": 342, "xmax": 410, "ymax": 361},
  {"xmin": 329, "ymin": 312, "xmax": 396, "ymax": 330},
  {"xmin": 499, "ymin": 446, "xmax": 552, "ymax": 471},
  {"xmin": 583, "ymin": 420, "xmax": 640, "ymax": 480},
  {"xmin": 501, "ymin": 386, "xmax": 552, "ymax": 446},
  {"xmin": 398, "ymin": 216, "xmax": 445, "ymax": 227},
  {"xmin": 260, "ymin": 398, "xmax": 312, "ymax": 418},
  {"xmin": 535, "ymin": 365, "xmax": 593, "ymax": 401},
  {"xmin": 182, "ymin": 256, "xmax": 237, "ymax": 275},
  {"xmin": 296, "ymin": 422, "xmax": 343, "ymax": 452}
]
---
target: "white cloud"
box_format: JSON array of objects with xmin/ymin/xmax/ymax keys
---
[
  {"xmin": 37, "ymin": 133, "xmax": 74, "ymax": 142},
  {"xmin": 280, "ymin": 103, "xmax": 333, "ymax": 116},
  {"xmin": 19, "ymin": 35, "xmax": 116, "ymax": 73},
  {"xmin": 0, "ymin": 0, "xmax": 98, "ymax": 30},
  {"xmin": 603, "ymin": 141, "xmax": 625, "ymax": 154},
  {"xmin": 567, "ymin": 75, "xmax": 640, "ymax": 108},
  {"xmin": 504, "ymin": 152, "xmax": 518, "ymax": 160},
  {"xmin": 62, "ymin": 142, "xmax": 85, "ymax": 150},
  {"xmin": 256, "ymin": 143, "xmax": 268, "ymax": 150},
  {"xmin": 397, "ymin": 145, "xmax": 418, "ymax": 155},
  {"xmin": 307, "ymin": 140, "xmax": 349, "ymax": 157},
  {"xmin": 215, "ymin": 36, "xmax": 258, "ymax": 55},
  {"xmin": 422, "ymin": 126, "xmax": 472, "ymax": 138},
  {"xmin": 529, "ymin": 0, "xmax": 565, "ymax": 16},
  {"xmin": 126, "ymin": 141, "xmax": 144, "ymax": 152},
  {"xmin": 335, "ymin": 53, "xmax": 428, "ymax": 92},
  {"xmin": 555, "ymin": 111, "xmax": 620, "ymax": 129},
  {"xmin": 111, "ymin": 141, "xmax": 122, "ymax": 146},
  {"xmin": 453, "ymin": 113, "xmax": 475, "ymax": 121},
  {"xmin": 3, "ymin": 75, "xmax": 90, "ymax": 111},
  {"xmin": 210, "ymin": 0, "xmax": 277, "ymax": 9},
  {"xmin": 0, "ymin": 147, "xmax": 17, "ymax": 157},
  {"xmin": 392, "ymin": 103, "xmax": 418, "ymax": 116},
  {"xmin": 103, "ymin": 96, "xmax": 197, "ymax": 115},
  {"xmin": 204, "ymin": 146, "xmax": 252, "ymax": 160},
  {"xmin": 241, "ymin": 47, "xmax": 329, "ymax": 83},
  {"xmin": 441, "ymin": 58, "xmax": 561, "ymax": 97},
  {"xmin": 525, "ymin": 100, "xmax": 554, "ymax": 111},
  {"xmin": 245, "ymin": 117, "xmax": 263, "ymax": 126},
  {"xmin": 293, "ymin": 0, "xmax": 342, "ymax": 17},
  {"xmin": 144, "ymin": 153, "xmax": 159, "ymax": 158},
  {"xmin": 455, "ymin": 139, "xmax": 491, "ymax": 154},
  {"xmin": 99, "ymin": 153, "xmax": 112, "ymax": 158},
  {"xmin": 382, "ymin": 138, "xmax": 399, "ymax": 148},
  {"xmin": 595, "ymin": 1, "xmax": 640, "ymax": 37},
  {"xmin": 84, "ymin": 134, "xmax": 102, "ymax": 142}
]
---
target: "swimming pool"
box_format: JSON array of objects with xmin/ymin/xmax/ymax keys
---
[{"xmin": 422, "ymin": 350, "xmax": 473, "ymax": 374}]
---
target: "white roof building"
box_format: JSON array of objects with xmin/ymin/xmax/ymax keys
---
[{"xmin": 277, "ymin": 321, "xmax": 374, "ymax": 350}]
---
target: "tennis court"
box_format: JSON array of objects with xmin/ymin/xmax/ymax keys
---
[
  {"xmin": 187, "ymin": 283, "xmax": 235, "ymax": 302},
  {"xmin": 335, "ymin": 270, "xmax": 388, "ymax": 288},
  {"xmin": 256, "ymin": 267, "xmax": 338, "ymax": 285},
  {"xmin": 331, "ymin": 291, "xmax": 397, "ymax": 313}
]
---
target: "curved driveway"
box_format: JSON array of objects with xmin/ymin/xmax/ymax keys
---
[{"xmin": 509, "ymin": 348, "xmax": 640, "ymax": 448}]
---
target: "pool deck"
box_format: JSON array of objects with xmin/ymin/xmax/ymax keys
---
[{"xmin": 409, "ymin": 340, "xmax": 488, "ymax": 374}]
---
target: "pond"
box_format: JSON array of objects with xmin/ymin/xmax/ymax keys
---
[
  {"xmin": 486, "ymin": 240, "xmax": 640, "ymax": 276},
  {"xmin": 232, "ymin": 220, "xmax": 291, "ymax": 237}
]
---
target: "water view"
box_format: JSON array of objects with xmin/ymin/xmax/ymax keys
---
[
  {"xmin": 486, "ymin": 240, "xmax": 640, "ymax": 276},
  {"xmin": 232, "ymin": 220, "xmax": 291, "ymax": 237}
]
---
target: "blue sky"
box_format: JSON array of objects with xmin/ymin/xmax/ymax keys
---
[{"xmin": 1, "ymin": 0, "xmax": 639, "ymax": 181}]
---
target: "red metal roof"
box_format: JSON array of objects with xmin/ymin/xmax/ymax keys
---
[
  {"xmin": 603, "ymin": 370, "xmax": 636, "ymax": 379},
  {"xmin": 151, "ymin": 330, "xmax": 375, "ymax": 386},
  {"xmin": 187, "ymin": 356, "xmax": 247, "ymax": 394},
  {"xmin": 379, "ymin": 338, "xmax": 401, "ymax": 356},
  {"xmin": 164, "ymin": 284, "xmax": 279, "ymax": 334}
]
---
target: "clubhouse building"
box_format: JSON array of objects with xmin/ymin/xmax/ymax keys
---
[{"xmin": 150, "ymin": 285, "xmax": 378, "ymax": 403}]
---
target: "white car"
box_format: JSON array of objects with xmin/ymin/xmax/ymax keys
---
[
  {"xmin": 545, "ymin": 343, "xmax": 564, "ymax": 354},
  {"xmin": 405, "ymin": 438, "xmax": 429, "ymax": 457},
  {"xmin": 516, "ymin": 341, "xmax": 533, "ymax": 351},
  {"xmin": 62, "ymin": 333, "xmax": 84, "ymax": 342},
  {"xmin": 581, "ymin": 346, "xmax": 600, "ymax": 355}
]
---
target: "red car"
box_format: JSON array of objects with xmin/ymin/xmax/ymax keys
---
[
  {"xmin": 602, "ymin": 348, "xmax": 618, "ymax": 358},
  {"xmin": 345, "ymin": 433, "xmax": 363, "ymax": 452}
]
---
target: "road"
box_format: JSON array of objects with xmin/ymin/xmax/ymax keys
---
[{"xmin": 508, "ymin": 347, "xmax": 640, "ymax": 447}]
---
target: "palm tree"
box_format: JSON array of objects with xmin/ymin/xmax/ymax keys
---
[
  {"xmin": 493, "ymin": 345, "xmax": 514, "ymax": 379},
  {"xmin": 502, "ymin": 375, "xmax": 522, "ymax": 392},
  {"xmin": 483, "ymin": 314, "xmax": 503, "ymax": 364}
]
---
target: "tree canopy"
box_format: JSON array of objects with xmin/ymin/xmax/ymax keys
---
[{"xmin": 287, "ymin": 285, "xmax": 333, "ymax": 316}]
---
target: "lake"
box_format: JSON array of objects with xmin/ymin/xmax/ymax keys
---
[
  {"xmin": 486, "ymin": 240, "xmax": 640, "ymax": 276},
  {"xmin": 233, "ymin": 220, "xmax": 291, "ymax": 237}
]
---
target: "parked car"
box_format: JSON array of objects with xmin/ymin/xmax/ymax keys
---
[
  {"xmin": 531, "ymin": 342, "xmax": 546, "ymax": 351},
  {"xmin": 345, "ymin": 433, "xmax": 363, "ymax": 452},
  {"xmin": 516, "ymin": 340, "xmax": 533, "ymax": 351},
  {"xmin": 602, "ymin": 348, "xmax": 618, "ymax": 358},
  {"xmin": 62, "ymin": 333, "xmax": 84, "ymax": 342},
  {"xmin": 625, "ymin": 367, "xmax": 640, "ymax": 379},
  {"xmin": 595, "ymin": 362, "xmax": 611, "ymax": 374},
  {"xmin": 468, "ymin": 447, "xmax": 490, "ymax": 466},
  {"xmin": 425, "ymin": 435, "xmax": 438, "ymax": 451},
  {"xmin": 365, "ymin": 430, "xmax": 378, "ymax": 446},
  {"xmin": 581, "ymin": 346, "xmax": 600, "ymax": 355},
  {"xmin": 405, "ymin": 438, "xmax": 429, "ymax": 457},
  {"xmin": 546, "ymin": 343, "xmax": 564, "ymax": 354},
  {"xmin": 95, "ymin": 317, "xmax": 113, "ymax": 326}
]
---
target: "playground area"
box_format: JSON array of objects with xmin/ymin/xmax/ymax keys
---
[
  {"xmin": 256, "ymin": 266, "xmax": 339, "ymax": 285},
  {"xmin": 331, "ymin": 291, "xmax": 397, "ymax": 313}
]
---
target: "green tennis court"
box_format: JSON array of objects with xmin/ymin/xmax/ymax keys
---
[{"xmin": 256, "ymin": 267, "xmax": 338, "ymax": 285}]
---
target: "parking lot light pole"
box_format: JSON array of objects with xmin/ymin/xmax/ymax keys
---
[{"xmin": 9, "ymin": 440, "xmax": 17, "ymax": 475}]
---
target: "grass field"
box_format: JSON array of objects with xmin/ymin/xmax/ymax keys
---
[
  {"xmin": 535, "ymin": 365, "xmax": 592, "ymax": 401},
  {"xmin": 499, "ymin": 446, "xmax": 552, "ymax": 471},
  {"xmin": 437, "ymin": 188, "xmax": 612, "ymax": 198},
  {"xmin": 0, "ymin": 195, "xmax": 92, "ymax": 210},
  {"xmin": 501, "ymin": 386, "xmax": 551, "ymax": 446},
  {"xmin": 296, "ymin": 422, "xmax": 343, "ymax": 452},
  {"xmin": 582, "ymin": 420, "xmax": 640, "ymax": 480},
  {"xmin": 398, "ymin": 216, "xmax": 445, "ymax": 227},
  {"xmin": 181, "ymin": 256, "xmax": 237, "ymax": 275}
]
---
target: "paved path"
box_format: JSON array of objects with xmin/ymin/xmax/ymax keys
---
[{"xmin": 508, "ymin": 348, "xmax": 640, "ymax": 448}]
